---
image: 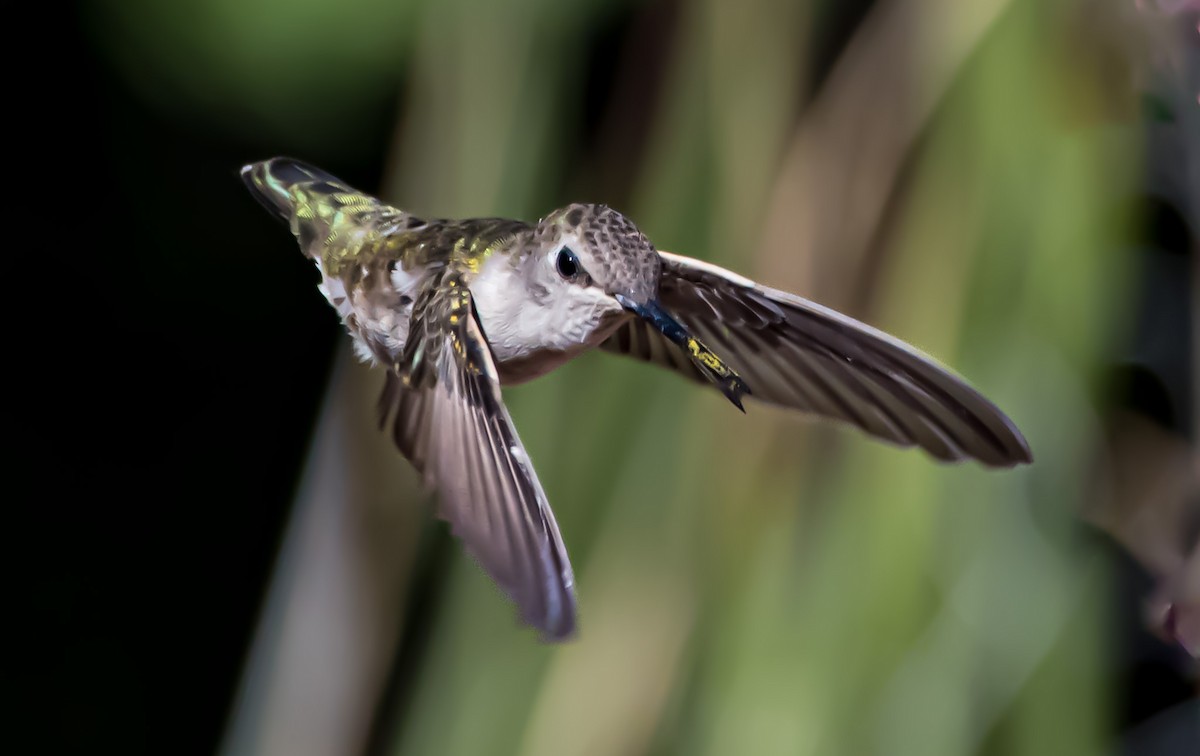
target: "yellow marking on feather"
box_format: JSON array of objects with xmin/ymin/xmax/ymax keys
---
[
  {"xmin": 449, "ymin": 237, "xmax": 474, "ymax": 271},
  {"xmin": 687, "ymin": 338, "xmax": 728, "ymax": 374},
  {"xmin": 467, "ymin": 234, "xmax": 510, "ymax": 273}
]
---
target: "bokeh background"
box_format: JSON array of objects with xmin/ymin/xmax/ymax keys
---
[{"xmin": 33, "ymin": 0, "xmax": 1196, "ymax": 754}]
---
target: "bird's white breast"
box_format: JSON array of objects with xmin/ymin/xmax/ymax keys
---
[
  {"xmin": 470, "ymin": 253, "xmax": 622, "ymax": 381},
  {"xmin": 316, "ymin": 252, "xmax": 622, "ymax": 380}
]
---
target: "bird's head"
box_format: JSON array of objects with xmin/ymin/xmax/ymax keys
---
[
  {"xmin": 534, "ymin": 203, "xmax": 661, "ymax": 302},
  {"xmin": 532, "ymin": 204, "xmax": 749, "ymax": 409}
]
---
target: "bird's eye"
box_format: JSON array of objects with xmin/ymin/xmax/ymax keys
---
[{"xmin": 556, "ymin": 248, "xmax": 580, "ymax": 280}]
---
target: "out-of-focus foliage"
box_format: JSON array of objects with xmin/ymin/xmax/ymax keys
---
[
  {"xmin": 85, "ymin": 0, "xmax": 1192, "ymax": 754},
  {"xmin": 86, "ymin": 0, "xmax": 419, "ymax": 151},
  {"xmin": 378, "ymin": 4, "xmax": 1129, "ymax": 756}
]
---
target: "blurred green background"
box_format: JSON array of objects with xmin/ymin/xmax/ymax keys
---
[{"xmin": 41, "ymin": 0, "xmax": 1195, "ymax": 754}]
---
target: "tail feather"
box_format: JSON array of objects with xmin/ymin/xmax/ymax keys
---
[
  {"xmin": 240, "ymin": 157, "xmax": 353, "ymax": 223},
  {"xmin": 241, "ymin": 157, "xmax": 400, "ymax": 267}
]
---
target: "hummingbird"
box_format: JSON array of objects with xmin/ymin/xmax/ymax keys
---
[{"xmin": 242, "ymin": 157, "xmax": 1031, "ymax": 641}]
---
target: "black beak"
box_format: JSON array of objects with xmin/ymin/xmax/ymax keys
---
[{"xmin": 616, "ymin": 295, "xmax": 751, "ymax": 412}]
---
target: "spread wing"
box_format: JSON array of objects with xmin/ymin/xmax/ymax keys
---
[
  {"xmin": 602, "ymin": 251, "xmax": 1032, "ymax": 467},
  {"xmin": 378, "ymin": 269, "xmax": 576, "ymax": 640}
]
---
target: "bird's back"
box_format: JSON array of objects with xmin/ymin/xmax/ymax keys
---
[{"xmin": 242, "ymin": 158, "xmax": 532, "ymax": 362}]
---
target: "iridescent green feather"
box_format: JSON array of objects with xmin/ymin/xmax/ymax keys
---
[{"xmin": 242, "ymin": 157, "xmax": 529, "ymax": 281}]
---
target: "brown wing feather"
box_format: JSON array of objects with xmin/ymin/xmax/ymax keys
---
[
  {"xmin": 601, "ymin": 251, "xmax": 1032, "ymax": 467},
  {"xmin": 379, "ymin": 270, "xmax": 576, "ymax": 639}
]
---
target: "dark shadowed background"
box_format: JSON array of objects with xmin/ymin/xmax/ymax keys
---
[{"xmin": 17, "ymin": 1, "xmax": 1196, "ymax": 754}]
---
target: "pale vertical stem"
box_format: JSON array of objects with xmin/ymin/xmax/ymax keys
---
[
  {"xmin": 219, "ymin": 346, "xmax": 423, "ymax": 756},
  {"xmin": 759, "ymin": 0, "xmax": 1013, "ymax": 306},
  {"xmin": 703, "ymin": 0, "xmax": 809, "ymax": 262}
]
